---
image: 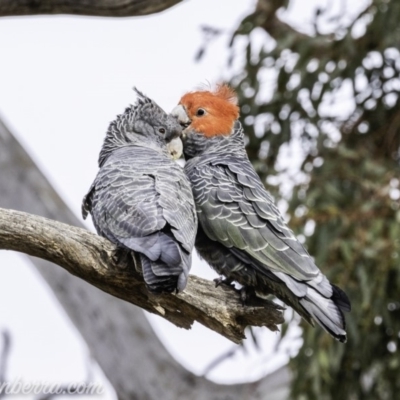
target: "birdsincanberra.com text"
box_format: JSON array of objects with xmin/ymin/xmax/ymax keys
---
[{"xmin": 0, "ymin": 379, "xmax": 104, "ymax": 396}]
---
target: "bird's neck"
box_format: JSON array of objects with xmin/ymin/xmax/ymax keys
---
[{"xmin": 183, "ymin": 121, "xmax": 246, "ymax": 161}]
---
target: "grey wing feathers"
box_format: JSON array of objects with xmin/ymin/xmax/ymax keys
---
[
  {"xmin": 83, "ymin": 146, "xmax": 196, "ymax": 293},
  {"xmin": 191, "ymin": 160, "xmax": 319, "ymax": 280},
  {"xmin": 187, "ymin": 155, "xmax": 350, "ymax": 341}
]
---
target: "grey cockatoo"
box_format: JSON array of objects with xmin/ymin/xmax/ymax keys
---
[
  {"xmin": 83, "ymin": 89, "xmax": 197, "ymax": 293},
  {"xmin": 171, "ymin": 84, "xmax": 351, "ymax": 341}
]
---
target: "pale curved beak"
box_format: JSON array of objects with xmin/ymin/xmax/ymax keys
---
[
  {"xmin": 170, "ymin": 105, "xmax": 191, "ymax": 128},
  {"xmin": 167, "ymin": 137, "xmax": 183, "ymax": 160}
]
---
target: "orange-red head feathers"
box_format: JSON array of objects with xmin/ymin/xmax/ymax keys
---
[{"xmin": 178, "ymin": 84, "xmax": 240, "ymax": 137}]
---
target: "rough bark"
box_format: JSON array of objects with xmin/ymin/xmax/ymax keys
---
[
  {"xmin": 0, "ymin": 0, "xmax": 183, "ymax": 17},
  {"xmin": 0, "ymin": 117, "xmax": 290, "ymax": 399},
  {"xmin": 0, "ymin": 207, "xmax": 284, "ymax": 343}
]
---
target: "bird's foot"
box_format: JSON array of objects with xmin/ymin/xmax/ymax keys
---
[
  {"xmin": 214, "ymin": 276, "xmax": 235, "ymax": 288},
  {"xmin": 239, "ymin": 287, "xmax": 248, "ymax": 306},
  {"xmin": 112, "ymin": 248, "xmax": 133, "ymax": 270},
  {"xmin": 238, "ymin": 286, "xmax": 258, "ymax": 306}
]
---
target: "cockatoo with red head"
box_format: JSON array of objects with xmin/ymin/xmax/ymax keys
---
[{"xmin": 171, "ymin": 84, "xmax": 351, "ymax": 342}]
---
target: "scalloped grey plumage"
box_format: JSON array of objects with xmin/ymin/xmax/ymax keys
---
[
  {"xmin": 83, "ymin": 90, "xmax": 197, "ymax": 293},
  {"xmin": 183, "ymin": 121, "xmax": 351, "ymax": 342}
]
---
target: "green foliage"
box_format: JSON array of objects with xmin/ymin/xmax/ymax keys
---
[{"xmin": 229, "ymin": 0, "xmax": 400, "ymax": 398}]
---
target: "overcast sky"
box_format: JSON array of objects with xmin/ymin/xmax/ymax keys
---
[{"xmin": 0, "ymin": 0, "xmax": 367, "ymax": 397}]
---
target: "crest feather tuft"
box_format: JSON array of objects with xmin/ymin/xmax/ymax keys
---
[{"xmin": 213, "ymin": 84, "xmax": 238, "ymax": 105}]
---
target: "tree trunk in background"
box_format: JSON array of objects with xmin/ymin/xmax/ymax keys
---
[{"xmin": 0, "ymin": 118, "xmax": 289, "ymax": 398}]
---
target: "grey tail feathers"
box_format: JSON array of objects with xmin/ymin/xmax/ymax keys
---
[
  {"xmin": 140, "ymin": 255, "xmax": 188, "ymax": 293},
  {"xmin": 116, "ymin": 231, "xmax": 190, "ymax": 293},
  {"xmin": 299, "ymin": 285, "xmax": 351, "ymax": 343}
]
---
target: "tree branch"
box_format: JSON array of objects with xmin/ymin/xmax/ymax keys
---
[
  {"xmin": 0, "ymin": 0, "xmax": 184, "ymax": 17},
  {"xmin": 0, "ymin": 207, "xmax": 284, "ymax": 344},
  {"xmin": 0, "ymin": 116, "xmax": 290, "ymax": 399}
]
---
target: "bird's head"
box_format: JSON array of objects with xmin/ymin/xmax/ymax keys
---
[
  {"xmin": 99, "ymin": 88, "xmax": 183, "ymax": 166},
  {"xmin": 130, "ymin": 88, "xmax": 182, "ymax": 143},
  {"xmin": 171, "ymin": 84, "xmax": 240, "ymax": 138}
]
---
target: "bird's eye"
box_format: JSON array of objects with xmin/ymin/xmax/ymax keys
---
[
  {"xmin": 159, "ymin": 128, "xmax": 166, "ymax": 134},
  {"xmin": 196, "ymin": 108, "xmax": 206, "ymax": 116}
]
